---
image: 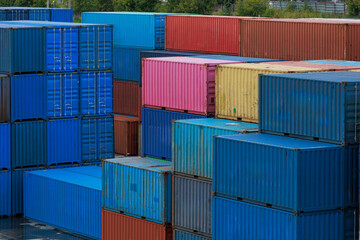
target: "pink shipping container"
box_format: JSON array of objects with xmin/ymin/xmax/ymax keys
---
[{"xmin": 142, "ymin": 57, "xmax": 241, "ymax": 116}]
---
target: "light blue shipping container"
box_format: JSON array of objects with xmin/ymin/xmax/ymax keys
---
[
  {"xmin": 0, "ymin": 123, "xmax": 10, "ymax": 170},
  {"xmin": 11, "ymin": 121, "xmax": 47, "ymax": 170},
  {"xmin": 304, "ymin": 60, "xmax": 360, "ymax": 67},
  {"xmin": 0, "ymin": 170, "xmax": 11, "ymax": 216},
  {"xmin": 0, "ymin": 24, "xmax": 45, "ymax": 74},
  {"xmin": 81, "ymin": 116, "xmax": 114, "ymax": 163},
  {"xmin": 259, "ymin": 71, "xmax": 360, "ymax": 145},
  {"xmin": 80, "ymin": 71, "xmax": 113, "ymax": 116},
  {"xmin": 102, "ymin": 157, "xmax": 172, "ymax": 224},
  {"xmin": 214, "ymin": 133, "xmax": 359, "ymax": 212},
  {"xmin": 24, "ymin": 166, "xmax": 101, "ymax": 239},
  {"xmin": 47, "ymin": 119, "xmax": 81, "ymax": 166},
  {"xmin": 143, "ymin": 108, "xmax": 206, "ymax": 161},
  {"xmin": 174, "ymin": 230, "xmax": 211, "ymax": 240},
  {"xmin": 82, "ymin": 12, "xmax": 167, "ymax": 49},
  {"xmin": 213, "ymin": 197, "xmax": 358, "ymax": 240},
  {"xmin": 173, "ymin": 118, "xmax": 258, "ymax": 179},
  {"xmin": 47, "ymin": 72, "xmax": 79, "ymax": 118},
  {"xmin": 192, "ymin": 55, "xmax": 280, "ymax": 63}
]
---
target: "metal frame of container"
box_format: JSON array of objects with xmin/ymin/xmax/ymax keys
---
[
  {"xmin": 114, "ymin": 115, "xmax": 139, "ymax": 156},
  {"xmin": 0, "ymin": 170, "xmax": 11, "ymax": 217},
  {"xmin": 0, "ymin": 123, "xmax": 10, "ymax": 170}
]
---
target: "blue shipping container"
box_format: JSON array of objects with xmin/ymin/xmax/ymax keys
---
[
  {"xmin": 47, "ymin": 119, "xmax": 81, "ymax": 166},
  {"xmin": 259, "ymin": 71, "xmax": 360, "ymax": 145},
  {"xmin": 81, "ymin": 116, "xmax": 114, "ymax": 163},
  {"xmin": 192, "ymin": 55, "xmax": 280, "ymax": 63},
  {"xmin": 143, "ymin": 108, "xmax": 206, "ymax": 161},
  {"xmin": 174, "ymin": 230, "xmax": 211, "ymax": 240},
  {"xmin": 24, "ymin": 166, "xmax": 101, "ymax": 239},
  {"xmin": 80, "ymin": 71, "xmax": 113, "ymax": 116},
  {"xmin": 29, "ymin": 8, "xmax": 50, "ymax": 21},
  {"xmin": 213, "ymin": 197, "xmax": 358, "ymax": 240},
  {"xmin": 0, "ymin": 7, "xmax": 72, "ymax": 22},
  {"xmin": 0, "ymin": 75, "xmax": 10, "ymax": 122},
  {"xmin": 173, "ymin": 175, "xmax": 212, "ymax": 236},
  {"xmin": 0, "ymin": 24, "xmax": 45, "ymax": 74},
  {"xmin": 0, "ymin": 123, "xmax": 10, "ymax": 170},
  {"xmin": 214, "ymin": 133, "xmax": 359, "ymax": 212},
  {"xmin": 50, "ymin": 8, "xmax": 73, "ymax": 22},
  {"xmin": 11, "ymin": 121, "xmax": 47, "ymax": 170},
  {"xmin": 304, "ymin": 60, "xmax": 360, "ymax": 67},
  {"xmin": 5, "ymin": 8, "xmax": 29, "ymax": 20},
  {"xmin": 82, "ymin": 12, "xmax": 168, "ymax": 49},
  {"xmin": 0, "ymin": 170, "xmax": 11, "ymax": 217},
  {"xmin": 173, "ymin": 118, "xmax": 258, "ymax": 179},
  {"xmin": 102, "ymin": 157, "xmax": 172, "ymax": 224}
]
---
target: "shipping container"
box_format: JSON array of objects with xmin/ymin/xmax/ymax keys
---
[
  {"xmin": 259, "ymin": 71, "xmax": 360, "ymax": 145},
  {"xmin": 47, "ymin": 72, "xmax": 79, "ymax": 118},
  {"xmin": 82, "ymin": 12, "xmax": 168, "ymax": 49},
  {"xmin": 50, "ymin": 8, "xmax": 73, "ymax": 22},
  {"xmin": 173, "ymin": 119, "xmax": 257, "ymax": 179},
  {"xmin": 102, "ymin": 157, "xmax": 172, "ymax": 224},
  {"xmin": 174, "ymin": 230, "xmax": 212, "ymax": 240},
  {"xmin": 0, "ymin": 75, "xmax": 9, "ymax": 122},
  {"xmin": 138, "ymin": 122, "xmax": 142, "ymax": 156},
  {"xmin": 47, "ymin": 118, "xmax": 81, "ymax": 166},
  {"xmin": 24, "ymin": 166, "xmax": 101, "ymax": 239},
  {"xmin": 81, "ymin": 116, "xmax": 114, "ymax": 163},
  {"xmin": 143, "ymin": 57, "xmax": 239, "ymax": 115},
  {"xmin": 304, "ymin": 60, "xmax": 360, "ymax": 67},
  {"xmin": 266, "ymin": 61, "xmax": 360, "ymax": 70},
  {"xmin": 0, "ymin": 170, "xmax": 10, "ymax": 217},
  {"xmin": 2, "ymin": 8, "xmax": 29, "ymax": 21},
  {"xmin": 11, "ymin": 120, "xmax": 47, "ymax": 170},
  {"xmin": 0, "ymin": 123, "xmax": 10, "ymax": 170},
  {"xmin": 143, "ymin": 108, "xmax": 206, "ymax": 161},
  {"xmin": 29, "ymin": 8, "xmax": 50, "ymax": 21},
  {"xmin": 173, "ymin": 175, "xmax": 212, "ymax": 236},
  {"xmin": 213, "ymin": 197, "xmax": 358, "ymax": 240},
  {"xmin": 193, "ymin": 55, "xmax": 280, "ymax": 63},
  {"xmin": 102, "ymin": 210, "xmax": 172, "ymax": 240},
  {"xmin": 0, "ymin": 24, "xmax": 45, "ymax": 74},
  {"xmin": 0, "ymin": 7, "xmax": 72, "ymax": 22},
  {"xmin": 80, "ymin": 71, "xmax": 113, "ymax": 116},
  {"xmin": 114, "ymin": 115, "xmax": 139, "ymax": 156},
  {"xmin": 214, "ymin": 133, "xmax": 359, "ymax": 212},
  {"xmin": 215, "ymin": 63, "xmax": 322, "ymax": 123},
  {"xmin": 114, "ymin": 80, "xmax": 142, "ymax": 118}
]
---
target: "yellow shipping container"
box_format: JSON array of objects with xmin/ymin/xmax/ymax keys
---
[{"xmin": 215, "ymin": 63, "xmax": 323, "ymax": 123}]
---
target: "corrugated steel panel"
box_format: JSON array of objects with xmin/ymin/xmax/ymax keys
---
[
  {"xmin": 50, "ymin": 9, "xmax": 73, "ymax": 22},
  {"xmin": 213, "ymin": 197, "xmax": 358, "ymax": 240},
  {"xmin": 102, "ymin": 157, "xmax": 172, "ymax": 224},
  {"xmin": 24, "ymin": 167, "xmax": 101, "ymax": 239},
  {"xmin": 5, "ymin": 9, "xmax": 29, "ymax": 20},
  {"xmin": 11, "ymin": 121, "xmax": 47, "ymax": 170},
  {"xmin": 173, "ymin": 175, "xmax": 212, "ymax": 236},
  {"xmin": 0, "ymin": 24, "xmax": 45, "ymax": 74},
  {"xmin": 259, "ymin": 71, "xmax": 360, "ymax": 145},
  {"xmin": 82, "ymin": 12, "xmax": 167, "ymax": 49},
  {"xmin": 81, "ymin": 116, "xmax": 114, "ymax": 163},
  {"xmin": 143, "ymin": 57, "xmax": 239, "ymax": 115},
  {"xmin": 214, "ymin": 133, "xmax": 359, "ymax": 212},
  {"xmin": 47, "ymin": 118, "xmax": 81, "ymax": 166},
  {"xmin": 80, "ymin": 71, "xmax": 113, "ymax": 116},
  {"xmin": 173, "ymin": 118, "xmax": 257, "ymax": 179},
  {"xmin": 266, "ymin": 61, "xmax": 360, "ymax": 70},
  {"xmin": 114, "ymin": 80, "xmax": 142, "ymax": 118},
  {"xmin": 0, "ymin": 123, "xmax": 10, "ymax": 170},
  {"xmin": 215, "ymin": 63, "xmax": 322, "ymax": 123},
  {"xmin": 114, "ymin": 115, "xmax": 139, "ymax": 156},
  {"xmin": 174, "ymin": 230, "xmax": 211, "ymax": 240},
  {"xmin": 138, "ymin": 122, "xmax": 142, "ymax": 156},
  {"xmin": 0, "ymin": 171, "xmax": 11, "ymax": 216},
  {"xmin": 0, "ymin": 10, "xmax": 5, "ymax": 21},
  {"xmin": 47, "ymin": 72, "xmax": 79, "ymax": 118},
  {"xmin": 142, "ymin": 108, "xmax": 206, "ymax": 161},
  {"xmin": 0, "ymin": 75, "xmax": 10, "ymax": 122},
  {"xmin": 29, "ymin": 9, "xmax": 50, "ymax": 21},
  {"xmin": 102, "ymin": 209, "xmax": 172, "ymax": 240},
  {"xmin": 193, "ymin": 55, "xmax": 280, "ymax": 63},
  {"xmin": 304, "ymin": 60, "xmax": 360, "ymax": 67}
]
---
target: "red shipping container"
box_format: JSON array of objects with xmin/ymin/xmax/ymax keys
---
[
  {"xmin": 114, "ymin": 115, "xmax": 139, "ymax": 156},
  {"xmin": 265, "ymin": 61, "xmax": 360, "ymax": 71},
  {"xmin": 114, "ymin": 80, "xmax": 142, "ymax": 119},
  {"xmin": 102, "ymin": 209, "xmax": 172, "ymax": 240}
]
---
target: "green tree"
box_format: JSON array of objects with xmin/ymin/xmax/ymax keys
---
[
  {"xmin": 164, "ymin": 0, "xmax": 216, "ymax": 14},
  {"xmin": 32, "ymin": 0, "xmax": 46, "ymax": 7},
  {"xmin": 114, "ymin": 0, "xmax": 159, "ymax": 12},
  {"xmin": 347, "ymin": 0, "xmax": 360, "ymax": 16},
  {"xmin": 0, "ymin": 0, "xmax": 14, "ymax": 7},
  {"xmin": 235, "ymin": 0, "xmax": 268, "ymax": 16},
  {"xmin": 98, "ymin": 0, "xmax": 114, "ymax": 11},
  {"xmin": 73, "ymin": 0, "xmax": 98, "ymax": 13},
  {"xmin": 13, "ymin": 0, "xmax": 32, "ymax": 6}
]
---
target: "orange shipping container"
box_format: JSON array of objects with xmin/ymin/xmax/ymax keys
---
[
  {"xmin": 114, "ymin": 80, "xmax": 142, "ymax": 119},
  {"xmin": 114, "ymin": 115, "xmax": 139, "ymax": 156},
  {"xmin": 102, "ymin": 209, "xmax": 172, "ymax": 240}
]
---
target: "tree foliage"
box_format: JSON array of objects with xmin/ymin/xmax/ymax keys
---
[
  {"xmin": 347, "ymin": 0, "xmax": 360, "ymax": 16},
  {"xmin": 236, "ymin": 0, "xmax": 267, "ymax": 16},
  {"xmin": 161, "ymin": 0, "xmax": 216, "ymax": 14},
  {"xmin": 114, "ymin": 0, "xmax": 159, "ymax": 12}
]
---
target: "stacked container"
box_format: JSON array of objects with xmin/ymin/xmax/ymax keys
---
[{"xmin": 0, "ymin": 7, "xmax": 73, "ymax": 22}]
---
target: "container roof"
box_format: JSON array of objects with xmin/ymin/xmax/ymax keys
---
[
  {"xmin": 104, "ymin": 157, "xmax": 172, "ymax": 173},
  {"xmin": 304, "ymin": 60, "xmax": 360, "ymax": 67},
  {"xmin": 144, "ymin": 56, "xmax": 240, "ymax": 65},
  {"xmin": 219, "ymin": 63, "xmax": 321, "ymax": 72},
  {"xmin": 266, "ymin": 61, "xmax": 360, "ymax": 70},
  {"xmin": 247, "ymin": 18, "xmax": 360, "ymax": 25},
  {"xmin": 175, "ymin": 118, "xmax": 258, "ymax": 132},
  {"xmin": 193, "ymin": 55, "xmax": 279, "ymax": 63}
]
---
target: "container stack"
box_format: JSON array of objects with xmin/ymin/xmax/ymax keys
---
[
  {"xmin": 0, "ymin": 7, "xmax": 73, "ymax": 22},
  {"xmin": 102, "ymin": 157, "xmax": 172, "ymax": 239}
]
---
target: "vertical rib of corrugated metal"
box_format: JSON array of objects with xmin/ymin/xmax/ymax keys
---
[
  {"xmin": 0, "ymin": 76, "xmax": 10, "ymax": 122},
  {"xmin": 0, "ymin": 170, "xmax": 11, "ymax": 216},
  {"xmin": 29, "ymin": 9, "xmax": 50, "ymax": 21},
  {"xmin": 114, "ymin": 80, "xmax": 142, "ymax": 118},
  {"xmin": 47, "ymin": 119, "xmax": 81, "ymax": 166},
  {"xmin": 0, "ymin": 123, "xmax": 10, "ymax": 170},
  {"xmin": 173, "ymin": 175, "xmax": 212, "ymax": 236},
  {"xmin": 142, "ymin": 108, "xmax": 206, "ymax": 161},
  {"xmin": 174, "ymin": 230, "xmax": 211, "ymax": 240}
]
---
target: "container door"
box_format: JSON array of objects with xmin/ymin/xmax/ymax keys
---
[
  {"xmin": 63, "ymin": 73, "xmax": 80, "ymax": 117},
  {"xmin": 80, "ymin": 72, "xmax": 97, "ymax": 116},
  {"xmin": 63, "ymin": 27, "xmax": 79, "ymax": 71},
  {"xmin": 47, "ymin": 74, "xmax": 62, "ymax": 118},
  {"xmin": 46, "ymin": 28, "xmax": 62, "ymax": 72},
  {"xmin": 97, "ymin": 71, "xmax": 113, "ymax": 115},
  {"xmin": 80, "ymin": 26, "xmax": 96, "ymax": 70},
  {"xmin": 81, "ymin": 118, "xmax": 97, "ymax": 162},
  {"xmin": 97, "ymin": 117, "xmax": 114, "ymax": 160},
  {"xmin": 96, "ymin": 25, "xmax": 112, "ymax": 69}
]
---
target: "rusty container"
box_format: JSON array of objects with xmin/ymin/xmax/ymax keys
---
[
  {"xmin": 114, "ymin": 115, "xmax": 139, "ymax": 156},
  {"xmin": 114, "ymin": 80, "xmax": 142, "ymax": 119}
]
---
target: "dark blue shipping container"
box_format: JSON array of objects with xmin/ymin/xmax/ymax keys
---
[
  {"xmin": 0, "ymin": 170, "xmax": 11, "ymax": 217},
  {"xmin": 80, "ymin": 71, "xmax": 113, "ymax": 116},
  {"xmin": 174, "ymin": 230, "xmax": 211, "ymax": 240},
  {"xmin": 11, "ymin": 121, "xmax": 47, "ymax": 170},
  {"xmin": 0, "ymin": 7, "xmax": 72, "ymax": 22},
  {"xmin": 213, "ymin": 197, "xmax": 358, "ymax": 240},
  {"xmin": 50, "ymin": 8, "xmax": 73, "ymax": 22},
  {"xmin": 0, "ymin": 123, "xmax": 10, "ymax": 170},
  {"xmin": 47, "ymin": 72, "xmax": 80, "ymax": 118},
  {"xmin": 81, "ymin": 116, "xmax": 114, "ymax": 163},
  {"xmin": 214, "ymin": 133, "xmax": 359, "ymax": 212},
  {"xmin": 4, "ymin": 8, "xmax": 29, "ymax": 21},
  {"xmin": 29, "ymin": 8, "xmax": 50, "ymax": 21},
  {"xmin": 142, "ymin": 108, "xmax": 206, "ymax": 161},
  {"xmin": 47, "ymin": 119, "xmax": 81, "ymax": 166},
  {"xmin": 0, "ymin": 75, "xmax": 10, "ymax": 122}
]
